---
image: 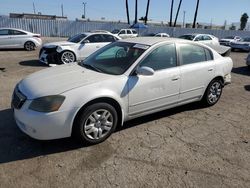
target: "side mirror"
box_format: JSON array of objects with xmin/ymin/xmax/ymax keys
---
[
  {"xmin": 136, "ymin": 66, "xmax": 155, "ymax": 76},
  {"xmin": 82, "ymin": 40, "xmax": 90, "ymax": 43}
]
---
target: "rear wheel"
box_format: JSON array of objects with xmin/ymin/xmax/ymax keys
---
[
  {"xmin": 202, "ymin": 79, "xmax": 223, "ymax": 106},
  {"xmin": 24, "ymin": 41, "xmax": 35, "ymax": 51},
  {"xmin": 73, "ymin": 103, "xmax": 118, "ymax": 145},
  {"xmin": 60, "ymin": 51, "xmax": 76, "ymax": 64}
]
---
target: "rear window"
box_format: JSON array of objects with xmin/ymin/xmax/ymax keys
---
[{"xmin": 179, "ymin": 44, "xmax": 207, "ymax": 65}]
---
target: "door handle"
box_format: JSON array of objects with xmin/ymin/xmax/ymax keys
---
[
  {"xmin": 208, "ymin": 68, "xmax": 214, "ymax": 71},
  {"xmin": 172, "ymin": 76, "xmax": 180, "ymax": 81}
]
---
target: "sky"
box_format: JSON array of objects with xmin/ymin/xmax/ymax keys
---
[{"xmin": 0, "ymin": 0, "xmax": 250, "ymax": 25}]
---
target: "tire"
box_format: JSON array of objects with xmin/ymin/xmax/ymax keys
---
[
  {"xmin": 24, "ymin": 41, "xmax": 35, "ymax": 51},
  {"xmin": 202, "ymin": 79, "xmax": 223, "ymax": 106},
  {"xmin": 60, "ymin": 51, "xmax": 76, "ymax": 64},
  {"xmin": 73, "ymin": 103, "xmax": 118, "ymax": 145},
  {"xmin": 248, "ymin": 65, "xmax": 250, "ymax": 70}
]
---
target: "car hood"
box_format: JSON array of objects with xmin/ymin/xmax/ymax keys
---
[
  {"xmin": 18, "ymin": 63, "xmax": 115, "ymax": 99},
  {"xmin": 43, "ymin": 41, "xmax": 76, "ymax": 48}
]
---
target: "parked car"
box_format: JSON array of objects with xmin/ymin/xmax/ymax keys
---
[
  {"xmin": 179, "ymin": 34, "xmax": 220, "ymax": 47},
  {"xmin": 12, "ymin": 37, "xmax": 233, "ymax": 144},
  {"xmin": 39, "ymin": 32, "xmax": 120, "ymax": 64},
  {"xmin": 155, "ymin": 33, "xmax": 170, "ymax": 37},
  {"xmin": 112, "ymin": 29, "xmax": 138, "ymax": 39},
  {"xmin": 230, "ymin": 37, "xmax": 250, "ymax": 52},
  {"xmin": 179, "ymin": 33, "xmax": 231, "ymax": 56},
  {"xmin": 219, "ymin": 36, "xmax": 241, "ymax": 46},
  {"xmin": 0, "ymin": 28, "xmax": 42, "ymax": 51}
]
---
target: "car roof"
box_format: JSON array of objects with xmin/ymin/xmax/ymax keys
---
[
  {"xmin": 82, "ymin": 32, "xmax": 114, "ymax": 36},
  {"xmin": 120, "ymin": 37, "xmax": 187, "ymax": 46}
]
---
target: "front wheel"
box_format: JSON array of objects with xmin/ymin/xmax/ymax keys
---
[
  {"xmin": 73, "ymin": 103, "xmax": 118, "ymax": 145},
  {"xmin": 202, "ymin": 79, "xmax": 223, "ymax": 106},
  {"xmin": 60, "ymin": 51, "xmax": 76, "ymax": 64}
]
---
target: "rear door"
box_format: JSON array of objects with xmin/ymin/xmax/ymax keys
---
[{"xmin": 178, "ymin": 43, "xmax": 215, "ymax": 103}]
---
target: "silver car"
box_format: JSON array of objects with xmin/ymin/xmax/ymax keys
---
[
  {"xmin": 12, "ymin": 37, "xmax": 233, "ymax": 144},
  {"xmin": 0, "ymin": 28, "xmax": 42, "ymax": 51},
  {"xmin": 230, "ymin": 37, "xmax": 250, "ymax": 52}
]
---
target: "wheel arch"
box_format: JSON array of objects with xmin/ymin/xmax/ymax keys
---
[{"xmin": 71, "ymin": 97, "xmax": 123, "ymax": 136}]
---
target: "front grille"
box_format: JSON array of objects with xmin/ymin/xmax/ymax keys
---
[{"xmin": 12, "ymin": 86, "xmax": 27, "ymax": 109}]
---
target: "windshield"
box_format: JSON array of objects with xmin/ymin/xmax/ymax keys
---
[
  {"xmin": 225, "ymin": 36, "xmax": 234, "ymax": 39},
  {"xmin": 111, "ymin": 29, "xmax": 120, "ymax": 34},
  {"xmin": 68, "ymin": 34, "xmax": 87, "ymax": 43},
  {"xmin": 80, "ymin": 42, "xmax": 148, "ymax": 75},
  {"xmin": 179, "ymin": 35, "xmax": 195, "ymax": 41}
]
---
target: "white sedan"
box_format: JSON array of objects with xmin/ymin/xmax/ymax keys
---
[
  {"xmin": 13, "ymin": 37, "xmax": 233, "ymax": 144},
  {"xmin": 39, "ymin": 32, "xmax": 120, "ymax": 64},
  {"xmin": 155, "ymin": 33, "xmax": 170, "ymax": 37},
  {"xmin": 0, "ymin": 28, "xmax": 42, "ymax": 51}
]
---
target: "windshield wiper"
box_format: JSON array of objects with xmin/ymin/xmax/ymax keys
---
[{"xmin": 81, "ymin": 63, "xmax": 102, "ymax": 73}]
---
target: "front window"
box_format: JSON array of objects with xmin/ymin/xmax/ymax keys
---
[
  {"xmin": 68, "ymin": 34, "xmax": 87, "ymax": 43},
  {"xmin": 80, "ymin": 42, "xmax": 147, "ymax": 75},
  {"xmin": 139, "ymin": 44, "xmax": 177, "ymax": 71},
  {"xmin": 0, "ymin": 29, "xmax": 9, "ymax": 35}
]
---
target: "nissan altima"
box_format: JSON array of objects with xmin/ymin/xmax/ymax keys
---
[{"xmin": 12, "ymin": 37, "xmax": 233, "ymax": 144}]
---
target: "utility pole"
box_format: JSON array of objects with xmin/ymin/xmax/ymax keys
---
[
  {"xmin": 61, "ymin": 4, "xmax": 64, "ymax": 17},
  {"xmin": 33, "ymin": 2, "xmax": 36, "ymax": 14},
  {"xmin": 170, "ymin": 0, "xmax": 174, "ymax": 27},
  {"xmin": 182, "ymin": 11, "xmax": 186, "ymax": 28},
  {"xmin": 82, "ymin": 2, "xmax": 87, "ymax": 19}
]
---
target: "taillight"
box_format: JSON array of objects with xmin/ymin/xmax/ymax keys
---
[{"xmin": 33, "ymin": 35, "xmax": 41, "ymax": 38}]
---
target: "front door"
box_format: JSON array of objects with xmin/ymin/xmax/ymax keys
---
[
  {"xmin": 79, "ymin": 34, "xmax": 109, "ymax": 59},
  {"xmin": 128, "ymin": 43, "xmax": 180, "ymax": 116}
]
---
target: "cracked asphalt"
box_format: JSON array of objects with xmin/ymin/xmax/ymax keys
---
[{"xmin": 0, "ymin": 39, "xmax": 250, "ymax": 188}]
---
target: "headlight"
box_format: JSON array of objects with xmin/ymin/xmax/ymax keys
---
[
  {"xmin": 56, "ymin": 46, "xmax": 63, "ymax": 52},
  {"xmin": 29, "ymin": 95, "xmax": 65, "ymax": 112}
]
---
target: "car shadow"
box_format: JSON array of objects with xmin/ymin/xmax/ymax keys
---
[
  {"xmin": 19, "ymin": 60, "xmax": 48, "ymax": 67},
  {"xmin": 232, "ymin": 66, "xmax": 250, "ymax": 76},
  {"xmin": 0, "ymin": 102, "xmax": 204, "ymax": 164}
]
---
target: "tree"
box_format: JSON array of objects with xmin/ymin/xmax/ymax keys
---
[
  {"xmin": 174, "ymin": 0, "xmax": 183, "ymax": 27},
  {"xmin": 192, "ymin": 0, "xmax": 200, "ymax": 28},
  {"xmin": 169, "ymin": 0, "xmax": 174, "ymax": 26},
  {"xmin": 144, "ymin": 0, "xmax": 150, "ymax": 24},
  {"xmin": 125, "ymin": 0, "xmax": 130, "ymax": 25},
  {"xmin": 240, "ymin": 13, "xmax": 249, "ymax": 30},
  {"xmin": 134, "ymin": 0, "xmax": 138, "ymax": 24}
]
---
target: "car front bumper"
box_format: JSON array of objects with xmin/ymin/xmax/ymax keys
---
[{"xmin": 14, "ymin": 101, "xmax": 78, "ymax": 140}]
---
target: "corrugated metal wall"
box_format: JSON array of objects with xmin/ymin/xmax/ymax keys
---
[{"xmin": 1, "ymin": 17, "xmax": 250, "ymax": 38}]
